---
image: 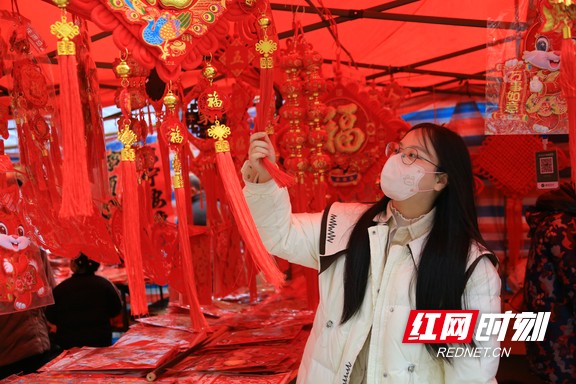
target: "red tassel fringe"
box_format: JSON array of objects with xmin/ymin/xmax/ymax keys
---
[
  {"xmin": 244, "ymin": 249, "xmax": 258, "ymax": 304},
  {"xmin": 0, "ymin": 144, "xmax": 6, "ymax": 189},
  {"xmin": 58, "ymin": 54, "xmax": 93, "ymax": 218},
  {"xmin": 216, "ymin": 151, "xmax": 285, "ymax": 287},
  {"xmin": 121, "ymin": 161, "xmax": 148, "ymax": 317},
  {"xmin": 263, "ymin": 158, "xmax": 295, "ymax": 188},
  {"xmin": 256, "ymin": 67, "xmax": 273, "ymax": 133},
  {"xmin": 312, "ymin": 179, "xmax": 328, "ymax": 212},
  {"xmin": 257, "ymin": 62, "xmax": 295, "ymax": 188},
  {"xmin": 175, "ymin": 187, "xmax": 209, "ymax": 330}
]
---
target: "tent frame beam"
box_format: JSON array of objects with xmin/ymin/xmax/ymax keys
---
[
  {"xmin": 276, "ymin": 0, "xmax": 420, "ymax": 39},
  {"xmin": 322, "ymin": 58, "xmax": 485, "ymax": 81},
  {"xmin": 363, "ymin": 34, "xmax": 520, "ymax": 81},
  {"xmin": 271, "ymin": 3, "xmax": 527, "ymax": 34}
]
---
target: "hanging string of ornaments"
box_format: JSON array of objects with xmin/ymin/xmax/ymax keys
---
[
  {"xmin": 160, "ymin": 87, "xmax": 208, "ymax": 329},
  {"xmin": 253, "ymin": 13, "xmax": 295, "ymax": 188},
  {"xmin": 199, "ymin": 59, "xmax": 285, "ymax": 288},
  {"xmin": 114, "ymin": 54, "xmax": 149, "ymax": 317},
  {"xmin": 555, "ymin": 0, "xmax": 576, "ymax": 184}
]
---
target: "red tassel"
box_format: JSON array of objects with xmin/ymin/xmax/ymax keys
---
[
  {"xmin": 256, "ymin": 65, "xmax": 273, "ymax": 131},
  {"xmin": 175, "ymin": 186, "xmax": 209, "ymax": 330},
  {"xmin": 0, "ymin": 146, "xmax": 6, "ymax": 189},
  {"xmin": 244, "ymin": 249, "xmax": 258, "ymax": 304},
  {"xmin": 121, "ymin": 161, "xmax": 148, "ymax": 316},
  {"xmin": 58, "ymin": 54, "xmax": 93, "ymax": 218},
  {"xmin": 312, "ymin": 178, "xmax": 328, "ymax": 212},
  {"xmin": 560, "ymin": 38, "xmax": 576, "ymax": 184},
  {"xmin": 256, "ymin": 35, "xmax": 295, "ymax": 189},
  {"xmin": 215, "ymin": 151, "xmax": 285, "ymax": 287},
  {"xmin": 262, "ymin": 158, "xmax": 296, "ymax": 188}
]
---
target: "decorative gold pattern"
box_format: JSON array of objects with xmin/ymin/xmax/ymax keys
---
[
  {"xmin": 255, "ymin": 39, "xmax": 277, "ymax": 69},
  {"xmin": 172, "ymin": 154, "xmax": 181, "ymax": 173},
  {"xmin": 121, "ymin": 147, "xmax": 136, "ymax": 161},
  {"xmin": 160, "ymin": 0, "xmax": 194, "ymax": 9},
  {"xmin": 163, "ymin": 90, "xmax": 178, "ymax": 109},
  {"xmin": 554, "ymin": 0, "xmax": 575, "ymax": 6},
  {"xmin": 207, "ymin": 91, "xmax": 223, "ymax": 108},
  {"xmin": 118, "ymin": 128, "xmax": 138, "ymax": 161},
  {"xmin": 207, "ymin": 120, "xmax": 231, "ymax": 153},
  {"xmin": 52, "ymin": 0, "xmax": 69, "ymax": 8},
  {"xmin": 169, "ymin": 125, "xmax": 184, "ymax": 144},
  {"xmin": 202, "ymin": 62, "xmax": 217, "ymax": 81},
  {"xmin": 548, "ymin": 0, "xmax": 576, "ymax": 38},
  {"xmin": 118, "ymin": 127, "xmax": 137, "ymax": 147},
  {"xmin": 256, "ymin": 14, "xmax": 276, "ymax": 69},
  {"xmin": 50, "ymin": 15, "xmax": 79, "ymax": 56},
  {"xmin": 114, "ymin": 59, "xmax": 131, "ymax": 78},
  {"xmin": 172, "ymin": 154, "xmax": 184, "ymax": 188},
  {"xmin": 173, "ymin": 173, "xmax": 184, "ymax": 188},
  {"xmin": 214, "ymin": 140, "xmax": 230, "ymax": 153}
]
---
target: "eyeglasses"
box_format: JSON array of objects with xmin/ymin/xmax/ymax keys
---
[{"xmin": 385, "ymin": 142, "xmax": 442, "ymax": 169}]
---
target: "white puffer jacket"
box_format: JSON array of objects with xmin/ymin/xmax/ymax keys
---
[{"xmin": 243, "ymin": 179, "xmax": 501, "ymax": 384}]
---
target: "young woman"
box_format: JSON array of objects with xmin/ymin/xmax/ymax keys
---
[{"xmin": 243, "ymin": 123, "xmax": 501, "ymax": 384}]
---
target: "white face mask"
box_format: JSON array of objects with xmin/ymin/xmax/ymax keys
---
[{"xmin": 380, "ymin": 154, "xmax": 441, "ymax": 201}]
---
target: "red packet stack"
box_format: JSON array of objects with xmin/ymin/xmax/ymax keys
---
[
  {"xmin": 178, "ymin": 373, "xmax": 292, "ymax": 384},
  {"xmin": 175, "ymin": 372, "xmax": 293, "ymax": 384},
  {"xmin": 39, "ymin": 342, "xmax": 180, "ymax": 372},
  {"xmin": 171, "ymin": 345, "xmax": 298, "ymax": 374},
  {"xmin": 2, "ymin": 372, "xmax": 177, "ymax": 383},
  {"xmin": 34, "ymin": 323, "xmax": 207, "ymax": 378}
]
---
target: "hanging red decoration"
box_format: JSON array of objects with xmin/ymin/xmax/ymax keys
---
[
  {"xmin": 113, "ymin": 53, "xmax": 150, "ymax": 112},
  {"xmin": 50, "ymin": 0, "xmax": 93, "ymax": 218},
  {"xmin": 301, "ymin": 39, "xmax": 330, "ymax": 213},
  {"xmin": 486, "ymin": 0, "xmax": 575, "ymax": 134},
  {"xmin": 218, "ymin": 38, "xmax": 255, "ymax": 78},
  {"xmin": 475, "ymin": 135, "xmax": 553, "ymax": 273},
  {"xmin": 162, "ymin": 88, "xmax": 208, "ymax": 330},
  {"xmin": 115, "ymin": 55, "xmax": 148, "ymax": 317},
  {"xmin": 69, "ymin": 0, "xmax": 250, "ymax": 81},
  {"xmin": 556, "ymin": 1, "xmax": 576, "ymax": 184},
  {"xmin": 278, "ymin": 36, "xmax": 307, "ymax": 194},
  {"xmin": 0, "ymin": 186, "xmax": 53, "ymax": 315},
  {"xmin": 197, "ymin": 71, "xmax": 229, "ymax": 124},
  {"xmin": 199, "ymin": 61, "xmax": 285, "ymax": 288},
  {"xmin": 253, "ymin": 14, "xmax": 295, "ymax": 188}
]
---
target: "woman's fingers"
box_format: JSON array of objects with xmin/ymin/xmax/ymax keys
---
[
  {"xmin": 249, "ymin": 133, "xmax": 274, "ymax": 159},
  {"xmin": 247, "ymin": 132, "xmax": 275, "ymax": 183},
  {"xmin": 250, "ymin": 131, "xmax": 268, "ymax": 143},
  {"xmin": 250, "ymin": 148, "xmax": 269, "ymax": 160}
]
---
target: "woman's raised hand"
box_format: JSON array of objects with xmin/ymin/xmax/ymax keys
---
[{"xmin": 248, "ymin": 132, "xmax": 276, "ymax": 183}]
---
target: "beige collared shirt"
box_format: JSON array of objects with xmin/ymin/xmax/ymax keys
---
[{"xmin": 350, "ymin": 202, "xmax": 435, "ymax": 384}]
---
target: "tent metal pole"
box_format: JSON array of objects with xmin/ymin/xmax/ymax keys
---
[
  {"xmin": 302, "ymin": 0, "xmax": 357, "ymax": 66},
  {"xmin": 275, "ymin": 0, "xmax": 420, "ymax": 39},
  {"xmin": 321, "ymin": 58, "xmax": 485, "ymax": 80},
  {"xmin": 379, "ymin": 70, "xmax": 487, "ymax": 95},
  {"xmin": 365, "ymin": 34, "xmax": 521, "ymax": 81},
  {"xmin": 272, "ymin": 4, "xmax": 527, "ymax": 32},
  {"xmin": 46, "ymin": 31, "xmax": 112, "ymax": 59},
  {"xmin": 405, "ymin": 87, "xmax": 484, "ymax": 97}
]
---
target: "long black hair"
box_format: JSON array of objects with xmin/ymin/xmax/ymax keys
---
[{"xmin": 341, "ymin": 123, "xmax": 490, "ymax": 360}]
